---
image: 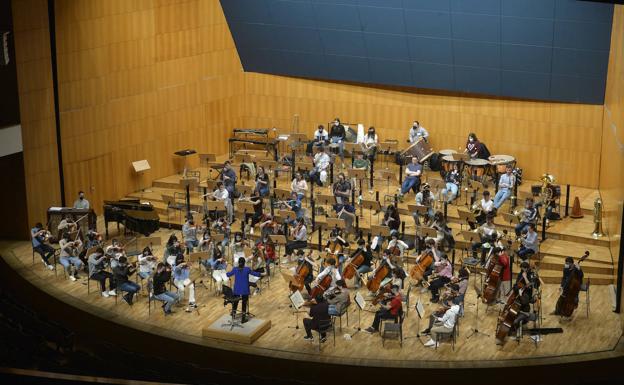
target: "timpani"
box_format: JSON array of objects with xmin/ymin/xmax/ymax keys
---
[{"xmin": 488, "ymin": 154, "xmax": 516, "ymax": 174}]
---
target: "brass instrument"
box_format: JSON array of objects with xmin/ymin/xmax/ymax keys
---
[
  {"xmin": 470, "ymin": 201, "xmax": 483, "ymax": 217},
  {"xmin": 592, "ymin": 197, "xmax": 604, "ymax": 238},
  {"xmin": 539, "ymin": 173, "xmax": 556, "ymax": 203}
]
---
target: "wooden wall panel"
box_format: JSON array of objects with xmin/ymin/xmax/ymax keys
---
[
  {"xmin": 600, "ymin": 5, "xmax": 624, "ymax": 312},
  {"xmin": 241, "ymin": 73, "xmax": 604, "ymax": 188}
]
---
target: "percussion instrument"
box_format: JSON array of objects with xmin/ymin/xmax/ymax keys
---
[
  {"xmin": 488, "ymin": 154, "xmax": 515, "ymax": 174},
  {"xmin": 438, "ymin": 149, "xmax": 457, "ymax": 157},
  {"xmin": 401, "ymin": 138, "xmax": 434, "ymax": 163},
  {"xmin": 441, "ymin": 155, "xmax": 462, "ymax": 174},
  {"xmin": 465, "ymin": 158, "xmax": 489, "ymax": 177}
]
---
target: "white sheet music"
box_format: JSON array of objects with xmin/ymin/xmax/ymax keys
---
[
  {"xmin": 354, "ymin": 292, "xmax": 366, "ymax": 311},
  {"xmin": 289, "ymin": 290, "xmax": 305, "ymax": 310},
  {"xmin": 415, "ymin": 298, "xmax": 425, "ymax": 319}
]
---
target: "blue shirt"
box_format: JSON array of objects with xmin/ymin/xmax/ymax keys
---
[
  {"xmin": 498, "ymin": 173, "xmax": 515, "ymax": 191},
  {"xmin": 226, "ymin": 266, "xmax": 261, "ymax": 295},
  {"xmin": 406, "ymin": 163, "xmax": 422, "ymax": 178},
  {"xmin": 31, "ymin": 227, "xmax": 43, "ymax": 248},
  {"xmin": 173, "ymin": 264, "xmax": 190, "ymax": 281},
  {"xmin": 207, "ymin": 258, "xmax": 227, "ymax": 271}
]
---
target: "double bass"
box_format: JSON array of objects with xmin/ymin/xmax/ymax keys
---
[
  {"xmin": 342, "ymin": 248, "xmax": 364, "ymax": 280},
  {"xmin": 409, "ymin": 249, "xmax": 434, "ymax": 284},
  {"xmin": 482, "ymin": 249, "xmax": 503, "ymax": 305},
  {"xmin": 366, "ymin": 258, "xmax": 390, "ymax": 292},
  {"xmin": 495, "ymin": 287, "xmax": 522, "ymax": 345},
  {"xmin": 289, "ymin": 250, "xmax": 313, "ymax": 293},
  {"xmin": 554, "ymin": 251, "xmax": 589, "ymax": 317}
]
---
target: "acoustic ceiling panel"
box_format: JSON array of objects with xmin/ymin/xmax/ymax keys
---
[{"xmin": 221, "ymin": 0, "xmax": 614, "ymax": 104}]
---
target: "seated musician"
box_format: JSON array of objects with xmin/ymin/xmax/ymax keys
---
[
  {"xmin": 182, "ymin": 217, "xmax": 199, "ymax": 254},
  {"xmin": 282, "ymin": 191, "xmax": 305, "ymax": 222},
  {"xmin": 254, "ymin": 166, "xmax": 270, "ymax": 197},
  {"xmin": 552, "ymin": 256, "xmax": 584, "ymax": 316},
  {"xmin": 469, "ymin": 190, "xmax": 494, "ymax": 229},
  {"xmin": 517, "ymin": 223, "xmax": 539, "ymax": 261},
  {"xmin": 204, "ymin": 247, "xmax": 229, "ymax": 294},
  {"xmin": 427, "ymin": 253, "xmax": 452, "ymax": 303},
  {"xmin": 326, "ymin": 279, "xmax": 350, "ymax": 316},
  {"xmin": 429, "ymin": 211, "xmax": 454, "ymax": 250},
  {"xmin": 57, "ymin": 215, "xmax": 77, "ymax": 234},
  {"xmin": 248, "ymin": 247, "xmax": 267, "ymax": 295},
  {"xmin": 471, "ymin": 214, "xmax": 497, "ymax": 264},
  {"xmin": 333, "ymin": 172, "xmax": 352, "ymax": 212},
  {"xmin": 515, "ymin": 261, "xmax": 539, "ymax": 299},
  {"xmin": 153, "ymin": 263, "xmax": 178, "ymax": 315},
  {"xmin": 173, "ymin": 254, "xmax": 197, "ymax": 312},
  {"xmin": 353, "ymin": 152, "xmax": 370, "ymax": 171},
  {"xmin": 72, "ymin": 190, "xmax": 90, "ymax": 209},
  {"xmin": 243, "ymin": 193, "xmax": 264, "ymax": 231},
  {"xmin": 254, "ymin": 236, "xmax": 276, "ymax": 276},
  {"xmin": 88, "ymin": 247, "xmax": 116, "ymax": 298},
  {"xmin": 290, "ymin": 172, "xmax": 308, "ymax": 201},
  {"xmin": 387, "ymin": 230, "xmax": 409, "ymax": 262},
  {"xmin": 303, "ymin": 294, "xmax": 330, "ymax": 342},
  {"xmin": 364, "ymin": 284, "xmax": 402, "ymax": 334},
  {"xmin": 31, "ymin": 222, "xmax": 55, "ymax": 270},
  {"xmin": 420, "ymin": 238, "xmax": 442, "ymax": 279},
  {"xmin": 464, "ymin": 132, "xmax": 482, "ymax": 159},
  {"xmin": 329, "ymin": 118, "xmax": 346, "ymax": 166},
  {"xmin": 293, "ymin": 249, "xmax": 315, "ymax": 294},
  {"xmin": 413, "ymin": 183, "xmax": 434, "ymax": 226},
  {"xmin": 315, "ymin": 257, "xmax": 341, "ymax": 291},
  {"xmin": 372, "ymin": 204, "xmax": 400, "ymax": 251},
  {"xmin": 309, "ymin": 146, "xmax": 331, "ymax": 186},
  {"xmin": 220, "ymin": 160, "xmax": 237, "ymax": 197},
  {"xmin": 441, "ymin": 162, "xmax": 461, "ymax": 203},
  {"xmin": 212, "ymin": 215, "xmax": 231, "ymax": 245},
  {"xmin": 423, "ymin": 302, "xmax": 460, "ymax": 348},
  {"xmin": 138, "ymin": 246, "xmax": 157, "ymax": 280},
  {"xmin": 399, "ymin": 156, "xmax": 423, "ymax": 199},
  {"xmin": 453, "ymin": 267, "xmax": 470, "ymax": 309},
  {"xmin": 509, "ymin": 286, "xmax": 537, "ymax": 339},
  {"xmin": 212, "ymin": 182, "xmax": 233, "ymax": 222},
  {"xmin": 493, "ymin": 165, "xmax": 515, "ymax": 210},
  {"xmin": 113, "ymin": 256, "xmax": 140, "ymax": 306},
  {"xmin": 284, "ymin": 217, "xmax": 308, "ymax": 260},
  {"xmin": 352, "ymin": 239, "xmax": 374, "ymax": 289},
  {"xmin": 231, "ymin": 232, "xmax": 248, "ymax": 265},
  {"xmin": 363, "ymin": 126, "xmax": 378, "ymax": 162},
  {"xmin": 59, "ymin": 233, "xmax": 84, "ymax": 282},
  {"xmin": 515, "ymin": 197, "xmax": 537, "ymax": 236},
  {"xmin": 325, "ymin": 228, "xmax": 349, "ymax": 268},
  {"xmin": 409, "ymin": 121, "xmax": 429, "ymax": 143},
  {"xmin": 307, "ymin": 124, "xmax": 329, "ymax": 155},
  {"xmin": 163, "ymin": 235, "xmax": 183, "ymax": 266}
]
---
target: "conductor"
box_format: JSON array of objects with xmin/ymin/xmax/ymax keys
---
[{"xmin": 226, "ymin": 257, "xmax": 261, "ymax": 323}]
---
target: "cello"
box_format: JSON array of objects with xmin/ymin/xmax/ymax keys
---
[
  {"xmin": 310, "ymin": 274, "xmax": 332, "ymax": 298},
  {"xmin": 409, "ymin": 249, "xmax": 434, "ymax": 285},
  {"xmin": 366, "ymin": 258, "xmax": 390, "ymax": 292},
  {"xmin": 342, "ymin": 249, "xmax": 364, "ymax": 280},
  {"xmin": 289, "ymin": 250, "xmax": 313, "ymax": 293},
  {"xmin": 482, "ymin": 248, "xmax": 503, "ymax": 305},
  {"xmin": 554, "ymin": 251, "xmax": 589, "ymax": 317},
  {"xmin": 494, "ymin": 286, "xmax": 522, "ymax": 345}
]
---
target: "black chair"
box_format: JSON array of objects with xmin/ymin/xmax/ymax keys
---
[
  {"xmin": 381, "ymin": 308, "xmax": 405, "ymax": 347},
  {"xmin": 333, "ymin": 301, "xmax": 350, "ymax": 331},
  {"xmin": 315, "ymin": 318, "xmax": 336, "ymax": 352},
  {"xmin": 435, "ymin": 312, "xmax": 460, "ymax": 351}
]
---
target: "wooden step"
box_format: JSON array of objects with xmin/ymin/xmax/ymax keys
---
[
  {"xmin": 537, "ymin": 269, "xmax": 614, "ymax": 285},
  {"xmin": 539, "ymin": 256, "xmax": 613, "ymax": 276}
]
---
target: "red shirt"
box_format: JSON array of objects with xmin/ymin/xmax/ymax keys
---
[
  {"xmin": 499, "ymin": 253, "xmax": 511, "ymax": 281},
  {"xmin": 389, "ymin": 294, "xmax": 402, "ymax": 316}
]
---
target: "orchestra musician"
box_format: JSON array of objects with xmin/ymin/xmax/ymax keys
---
[
  {"xmin": 138, "ymin": 246, "xmax": 157, "ymax": 280},
  {"xmin": 254, "ymin": 166, "xmax": 270, "ymax": 197},
  {"xmin": 257, "ymin": 236, "xmax": 276, "ymax": 276},
  {"xmin": 72, "ymin": 190, "xmax": 90, "ymax": 209},
  {"xmin": 372, "ymin": 204, "xmax": 400, "ymax": 251},
  {"xmin": 386, "ymin": 230, "xmax": 409, "ymax": 262},
  {"xmin": 204, "ymin": 246, "xmax": 229, "ymax": 294},
  {"xmin": 182, "ymin": 216, "xmax": 199, "ymax": 254},
  {"xmin": 325, "ymin": 228, "xmax": 349, "ymax": 268},
  {"xmin": 87, "ymin": 247, "xmax": 116, "ymax": 298},
  {"xmin": 493, "ymin": 165, "xmax": 516, "ymax": 210},
  {"xmin": 469, "ymin": 190, "xmax": 494, "ymax": 229},
  {"xmin": 428, "ymin": 211, "xmax": 454, "ymax": 250},
  {"xmin": 409, "ymin": 121, "xmax": 429, "ymax": 143},
  {"xmin": 515, "ymin": 261, "xmax": 540, "ymax": 298},
  {"xmin": 314, "ymin": 257, "xmax": 341, "ymax": 291},
  {"xmin": 31, "ymin": 222, "xmax": 55, "ymax": 270},
  {"xmin": 282, "ymin": 191, "xmax": 305, "ymax": 222},
  {"xmin": 423, "ymin": 301, "xmax": 460, "ymax": 348},
  {"xmin": 329, "ymin": 118, "xmax": 346, "ymax": 166},
  {"xmin": 427, "ymin": 253, "xmax": 452, "ymax": 303},
  {"xmin": 293, "ymin": 249, "xmax": 315, "ymax": 294},
  {"xmin": 163, "ymin": 235, "xmax": 183, "ymax": 267},
  {"xmin": 59, "ymin": 232, "xmax": 84, "ymax": 282},
  {"xmin": 113, "ymin": 256, "xmax": 140, "ymax": 306},
  {"xmin": 364, "ymin": 284, "xmax": 402, "ymax": 334},
  {"xmin": 552, "ymin": 256, "xmax": 585, "ymax": 316},
  {"xmin": 258, "ymin": 213, "xmax": 279, "ymax": 239},
  {"xmin": 352, "ymin": 152, "xmax": 371, "ymax": 190},
  {"xmin": 153, "ymin": 262, "xmax": 179, "ymax": 315},
  {"xmin": 226, "ymin": 257, "xmax": 262, "ymax": 324},
  {"xmin": 497, "ymin": 285, "xmax": 537, "ymax": 345},
  {"xmin": 516, "ymin": 223, "xmax": 539, "ymax": 262},
  {"xmin": 309, "ymin": 146, "xmax": 331, "ymax": 187},
  {"xmin": 284, "ymin": 217, "xmax": 307, "ymax": 260},
  {"xmin": 326, "ymin": 279, "xmax": 350, "ymax": 316},
  {"xmin": 399, "ymin": 156, "xmax": 423, "ymax": 199},
  {"xmin": 231, "ymin": 232, "xmax": 247, "ymax": 265},
  {"xmin": 212, "ymin": 181, "xmax": 233, "ymax": 222},
  {"xmin": 494, "ymin": 247, "xmax": 512, "ymax": 304},
  {"xmin": 290, "ymin": 172, "xmax": 308, "ymax": 201},
  {"xmin": 173, "ymin": 254, "xmax": 197, "ymax": 312},
  {"xmin": 248, "ymin": 246, "xmax": 267, "ymax": 295},
  {"xmin": 219, "ymin": 160, "xmax": 237, "ymax": 197},
  {"xmin": 441, "ymin": 162, "xmax": 461, "ymax": 203},
  {"xmin": 363, "ymin": 126, "xmax": 378, "ymax": 162},
  {"xmin": 464, "ymin": 132, "xmax": 482, "ymax": 159},
  {"xmin": 307, "ymin": 124, "xmax": 329, "ymax": 155},
  {"xmin": 348, "ymin": 239, "xmax": 372, "ymax": 289},
  {"xmin": 419, "ymin": 238, "xmax": 442, "ymax": 279},
  {"xmin": 302, "ymin": 294, "xmax": 330, "ymax": 342},
  {"xmin": 471, "ymin": 214, "xmax": 498, "ymax": 265},
  {"xmin": 515, "ymin": 197, "xmax": 538, "ymax": 236},
  {"xmin": 57, "ymin": 215, "xmax": 78, "ymax": 234},
  {"xmin": 333, "ymin": 173, "xmax": 356, "ymax": 232},
  {"xmin": 413, "ymin": 183, "xmax": 434, "ymax": 226}
]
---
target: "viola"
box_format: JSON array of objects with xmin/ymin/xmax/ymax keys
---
[
  {"xmin": 366, "ymin": 259, "xmax": 390, "ymax": 292},
  {"xmin": 372, "ymin": 282, "xmax": 393, "ymax": 305},
  {"xmin": 409, "ymin": 250, "xmax": 433, "ymax": 285},
  {"xmin": 342, "ymin": 249, "xmax": 364, "ymax": 280},
  {"xmin": 554, "ymin": 251, "xmax": 589, "ymax": 317}
]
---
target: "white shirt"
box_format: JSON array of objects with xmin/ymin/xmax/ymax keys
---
[
  {"xmin": 293, "ymin": 225, "xmax": 307, "ymax": 241},
  {"xmin": 60, "ymin": 238, "xmax": 81, "ymax": 258},
  {"xmin": 317, "ymin": 266, "xmax": 341, "ymax": 289},
  {"xmin": 438, "ymin": 304, "xmax": 460, "ymax": 329},
  {"xmin": 213, "ymin": 188, "xmax": 229, "ymax": 201},
  {"xmin": 138, "ymin": 254, "xmax": 156, "ymax": 274},
  {"xmin": 314, "ymin": 152, "xmax": 330, "ymax": 170},
  {"xmin": 481, "ymin": 198, "xmax": 494, "ymax": 213},
  {"xmin": 291, "ymin": 178, "xmax": 308, "ymax": 194},
  {"xmin": 313, "ymin": 129, "xmax": 328, "ymax": 142},
  {"xmin": 364, "ymin": 134, "xmax": 378, "ymax": 146}
]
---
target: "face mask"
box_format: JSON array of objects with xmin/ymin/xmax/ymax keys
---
[
  {"xmin": 564, "ymin": 263, "xmax": 570, "ymax": 269},
  {"xmin": 79, "ymin": 196, "xmax": 84, "ymax": 200},
  {"xmin": 469, "ymin": 138, "xmax": 474, "ymax": 142}
]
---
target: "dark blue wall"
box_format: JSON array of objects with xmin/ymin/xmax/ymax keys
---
[{"xmin": 221, "ymin": 0, "xmax": 613, "ymax": 104}]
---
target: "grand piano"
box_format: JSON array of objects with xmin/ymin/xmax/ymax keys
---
[{"xmin": 103, "ymin": 199, "xmax": 160, "ymax": 238}]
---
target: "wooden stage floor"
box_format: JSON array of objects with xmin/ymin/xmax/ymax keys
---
[{"xmin": 1, "ymin": 229, "xmax": 622, "ymax": 369}]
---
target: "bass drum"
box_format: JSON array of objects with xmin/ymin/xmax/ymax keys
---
[{"xmin": 428, "ymin": 153, "xmax": 442, "ymax": 171}]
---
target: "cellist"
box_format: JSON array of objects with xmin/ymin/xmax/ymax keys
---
[
  {"xmin": 552, "ymin": 256, "xmax": 584, "ymax": 316},
  {"xmin": 386, "ymin": 230, "xmax": 409, "ymax": 264},
  {"xmin": 351, "ymin": 239, "xmax": 374, "ymax": 289},
  {"xmin": 293, "ymin": 249, "xmax": 315, "ymax": 294},
  {"xmin": 314, "ymin": 257, "xmax": 341, "ymax": 292},
  {"xmin": 324, "ymin": 228, "xmax": 349, "ymax": 268}
]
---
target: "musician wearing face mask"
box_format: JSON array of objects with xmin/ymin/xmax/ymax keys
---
[
  {"xmin": 326, "ymin": 279, "xmax": 350, "ymax": 316},
  {"xmin": 421, "ymin": 301, "xmax": 460, "ymax": 347},
  {"xmin": 493, "ymin": 165, "xmax": 515, "ymax": 210},
  {"xmin": 464, "ymin": 132, "xmax": 481, "ymax": 159},
  {"xmin": 254, "ymin": 166, "xmax": 270, "ymax": 197},
  {"xmin": 182, "ymin": 217, "xmax": 199, "ymax": 254},
  {"xmin": 441, "ymin": 163, "xmax": 461, "ymax": 203},
  {"xmin": 212, "ymin": 182, "xmax": 233, "ymax": 222},
  {"xmin": 138, "ymin": 246, "xmax": 157, "ymax": 280},
  {"xmin": 515, "ymin": 198, "xmax": 537, "ymax": 236},
  {"xmin": 399, "ymin": 156, "xmax": 423, "ymax": 199},
  {"xmin": 285, "ymin": 217, "xmax": 307, "ymax": 259},
  {"xmin": 315, "ymin": 257, "xmax": 341, "ymax": 291},
  {"xmin": 329, "ymin": 118, "xmax": 346, "ymax": 166},
  {"xmin": 517, "ymin": 223, "xmax": 539, "ymax": 262},
  {"xmin": 290, "ymin": 172, "xmax": 308, "ymax": 201},
  {"xmin": 409, "ymin": 121, "xmax": 429, "ymax": 143},
  {"xmin": 352, "ymin": 239, "xmax": 374, "ymax": 289},
  {"xmin": 309, "ymin": 146, "xmax": 331, "ymax": 186},
  {"xmin": 113, "ymin": 256, "xmax": 140, "ymax": 306},
  {"xmin": 516, "ymin": 261, "xmax": 539, "ymax": 298},
  {"xmin": 552, "ymin": 256, "xmax": 584, "ymax": 316},
  {"xmin": 471, "ymin": 214, "xmax": 497, "ymax": 265},
  {"xmin": 173, "ymin": 254, "xmax": 197, "ymax": 312},
  {"xmin": 371, "ymin": 204, "xmax": 400, "ymax": 252},
  {"xmin": 413, "ymin": 183, "xmax": 434, "ymax": 226},
  {"xmin": 88, "ymin": 247, "xmax": 116, "ymax": 297},
  {"xmin": 153, "ymin": 263, "xmax": 178, "ymax": 315},
  {"xmin": 219, "ymin": 161, "xmax": 237, "ymax": 197},
  {"xmin": 469, "ymin": 190, "xmax": 494, "ymax": 229},
  {"xmin": 59, "ymin": 232, "xmax": 84, "ymax": 282},
  {"xmin": 73, "ymin": 190, "xmax": 90, "ymax": 209},
  {"xmin": 307, "ymin": 124, "xmax": 329, "ymax": 155},
  {"xmin": 427, "ymin": 254, "xmax": 452, "ymax": 303},
  {"xmin": 364, "ymin": 284, "xmax": 402, "ymax": 334},
  {"xmin": 363, "ymin": 127, "xmax": 378, "ymax": 163},
  {"xmin": 32, "ymin": 222, "xmax": 55, "ymax": 270},
  {"xmin": 325, "ymin": 228, "xmax": 349, "ymax": 267}
]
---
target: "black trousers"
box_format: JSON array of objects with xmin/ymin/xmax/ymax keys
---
[
  {"xmin": 285, "ymin": 240, "xmax": 307, "ymax": 256},
  {"xmin": 34, "ymin": 244, "xmax": 55, "ymax": 264},
  {"xmin": 90, "ymin": 271, "xmax": 116, "ymax": 292},
  {"xmin": 303, "ymin": 318, "xmax": 326, "ymax": 338},
  {"xmin": 232, "ymin": 295, "xmax": 249, "ymax": 316},
  {"xmin": 429, "ymin": 276, "xmax": 451, "ymax": 300},
  {"xmin": 372, "ymin": 308, "xmax": 395, "ymax": 331}
]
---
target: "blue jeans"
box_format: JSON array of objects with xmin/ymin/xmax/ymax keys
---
[
  {"xmin": 515, "ymin": 221, "xmax": 530, "ymax": 236},
  {"xmin": 119, "ymin": 281, "xmax": 140, "ymax": 301},
  {"xmin": 155, "ymin": 291, "xmax": 178, "ymax": 312},
  {"xmin": 355, "ymin": 265, "xmax": 373, "ymax": 286},
  {"xmin": 517, "ymin": 246, "xmax": 535, "ymax": 261},
  {"xmin": 139, "ymin": 271, "xmax": 151, "ymax": 280},
  {"xmin": 441, "ymin": 183, "xmax": 458, "ymax": 202},
  {"xmin": 401, "ymin": 176, "xmax": 420, "ymax": 195},
  {"xmin": 257, "ymin": 185, "xmax": 269, "ymax": 197},
  {"xmin": 185, "ymin": 239, "xmax": 198, "ymax": 253},
  {"xmin": 328, "ymin": 304, "xmax": 339, "ymax": 316},
  {"xmin": 330, "ymin": 136, "xmax": 344, "ymax": 161},
  {"xmin": 34, "ymin": 244, "xmax": 55, "ymax": 264},
  {"xmin": 60, "ymin": 256, "xmax": 83, "ymax": 274},
  {"xmin": 493, "ymin": 188, "xmax": 512, "ymax": 209}
]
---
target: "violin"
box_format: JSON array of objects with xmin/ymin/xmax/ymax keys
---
[
  {"xmin": 366, "ymin": 258, "xmax": 390, "ymax": 292},
  {"xmin": 482, "ymin": 250, "xmax": 504, "ymax": 305},
  {"xmin": 342, "ymin": 248, "xmax": 364, "ymax": 280},
  {"xmin": 409, "ymin": 250, "xmax": 433, "ymax": 285},
  {"xmin": 554, "ymin": 251, "xmax": 589, "ymax": 317},
  {"xmin": 289, "ymin": 250, "xmax": 313, "ymax": 293}
]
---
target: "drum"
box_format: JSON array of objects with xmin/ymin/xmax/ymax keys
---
[
  {"xmin": 402, "ymin": 138, "xmax": 434, "ymax": 163},
  {"xmin": 439, "ymin": 149, "xmax": 457, "ymax": 157},
  {"xmin": 465, "ymin": 158, "xmax": 489, "ymax": 177},
  {"xmin": 488, "ymin": 154, "xmax": 515, "ymax": 174},
  {"xmin": 441, "ymin": 155, "xmax": 462, "ymax": 173}
]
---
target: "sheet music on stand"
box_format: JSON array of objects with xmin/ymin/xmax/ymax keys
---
[
  {"xmin": 354, "ymin": 292, "xmax": 366, "ymax": 311},
  {"xmin": 415, "ymin": 298, "xmax": 425, "ymax": 319},
  {"xmin": 289, "ymin": 290, "xmax": 305, "ymax": 310}
]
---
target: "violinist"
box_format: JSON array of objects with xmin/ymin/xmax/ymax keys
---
[
  {"xmin": 352, "ymin": 239, "xmax": 374, "ymax": 289},
  {"xmin": 59, "ymin": 232, "xmax": 84, "ymax": 282},
  {"xmin": 364, "ymin": 284, "xmax": 402, "ymax": 334},
  {"xmin": 182, "ymin": 216, "xmax": 199, "ymax": 254},
  {"xmin": 290, "ymin": 172, "xmax": 308, "ymax": 201},
  {"xmin": 254, "ymin": 166, "xmax": 270, "ymax": 197},
  {"xmin": 57, "ymin": 215, "xmax": 78, "ymax": 234},
  {"xmin": 471, "ymin": 214, "xmax": 498, "ymax": 265},
  {"xmin": 257, "ymin": 236, "xmax": 276, "ymax": 275},
  {"xmin": 284, "ymin": 217, "xmax": 307, "ymax": 259},
  {"xmin": 423, "ymin": 302, "xmax": 460, "ymax": 348},
  {"xmin": 153, "ymin": 263, "xmax": 178, "ymax": 315},
  {"xmin": 204, "ymin": 247, "xmax": 229, "ymax": 294},
  {"xmin": 326, "ymin": 279, "xmax": 350, "ymax": 316},
  {"xmin": 138, "ymin": 246, "xmax": 157, "ymax": 280},
  {"xmin": 198, "ymin": 230, "xmax": 212, "ymax": 252},
  {"xmin": 469, "ymin": 190, "xmax": 494, "ymax": 229},
  {"xmin": 163, "ymin": 235, "xmax": 183, "ymax": 267},
  {"xmin": 427, "ymin": 254, "xmax": 452, "ymax": 303},
  {"xmin": 87, "ymin": 247, "xmax": 116, "ymax": 297},
  {"xmin": 173, "ymin": 254, "xmax": 197, "ymax": 312},
  {"xmin": 552, "ymin": 256, "xmax": 585, "ymax": 316},
  {"xmin": 231, "ymin": 232, "xmax": 248, "ymax": 265},
  {"xmin": 413, "ymin": 183, "xmax": 434, "ymax": 226},
  {"xmin": 113, "ymin": 256, "xmax": 140, "ymax": 306},
  {"xmin": 325, "ymin": 228, "xmax": 349, "ymax": 268},
  {"xmin": 248, "ymin": 246, "xmax": 267, "ymax": 295},
  {"xmin": 372, "ymin": 204, "xmax": 399, "ymax": 251},
  {"xmin": 258, "ymin": 213, "xmax": 279, "ymax": 239},
  {"xmin": 314, "ymin": 257, "xmax": 341, "ymax": 291},
  {"xmin": 31, "ymin": 222, "xmax": 55, "ymax": 270}
]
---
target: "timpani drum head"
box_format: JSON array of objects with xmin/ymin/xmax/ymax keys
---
[{"xmin": 439, "ymin": 149, "xmax": 458, "ymax": 156}]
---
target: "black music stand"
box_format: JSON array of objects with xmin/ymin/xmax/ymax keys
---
[
  {"xmin": 221, "ymin": 285, "xmax": 244, "ymax": 330},
  {"xmin": 174, "ymin": 149, "xmax": 197, "ymax": 177}
]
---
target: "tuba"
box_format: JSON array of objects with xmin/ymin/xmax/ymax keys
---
[
  {"xmin": 540, "ymin": 173, "xmax": 555, "ymax": 203},
  {"xmin": 592, "ymin": 198, "xmax": 604, "ymax": 238}
]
